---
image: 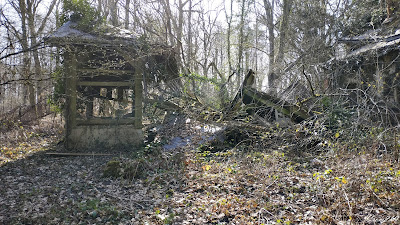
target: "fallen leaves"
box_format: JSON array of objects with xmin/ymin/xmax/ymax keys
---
[
  {"xmin": 202, "ymin": 164, "xmax": 211, "ymax": 171},
  {"xmin": 1, "ymin": 115, "xmax": 400, "ymax": 224}
]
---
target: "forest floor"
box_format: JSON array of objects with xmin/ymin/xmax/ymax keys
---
[{"xmin": 1, "ymin": 114, "xmax": 400, "ymax": 224}]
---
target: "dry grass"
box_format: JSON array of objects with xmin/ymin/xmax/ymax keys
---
[{"xmin": 0, "ymin": 114, "xmax": 63, "ymax": 165}]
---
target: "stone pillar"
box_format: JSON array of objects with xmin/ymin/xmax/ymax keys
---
[
  {"xmin": 64, "ymin": 49, "xmax": 77, "ymax": 149},
  {"xmin": 134, "ymin": 60, "xmax": 143, "ymax": 129}
]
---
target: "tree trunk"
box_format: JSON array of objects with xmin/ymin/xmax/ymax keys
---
[
  {"xmin": 98, "ymin": 0, "xmax": 102, "ymax": 15},
  {"xmin": 132, "ymin": 0, "xmax": 138, "ymax": 30},
  {"xmin": 162, "ymin": 0, "xmax": 174, "ymax": 46},
  {"xmin": 254, "ymin": 0, "xmax": 259, "ymax": 73},
  {"xmin": 19, "ymin": 0, "xmax": 35, "ymax": 106},
  {"xmin": 187, "ymin": 0, "xmax": 193, "ymax": 71},
  {"xmin": 226, "ymin": 0, "xmax": 233, "ymax": 74},
  {"xmin": 276, "ymin": 0, "xmax": 292, "ymax": 66},
  {"xmin": 125, "ymin": 0, "xmax": 130, "ymax": 29},
  {"xmin": 176, "ymin": 0, "xmax": 185, "ymax": 71},
  {"xmin": 202, "ymin": 17, "xmax": 208, "ymax": 77},
  {"xmin": 237, "ymin": 0, "xmax": 246, "ymax": 89},
  {"xmin": 161, "ymin": 0, "xmax": 186, "ymax": 71},
  {"xmin": 28, "ymin": 0, "xmax": 57, "ymax": 108},
  {"xmin": 1, "ymin": 0, "xmax": 55, "ymax": 110},
  {"xmin": 263, "ymin": 0, "xmax": 276, "ymax": 90},
  {"xmin": 111, "ymin": 0, "xmax": 119, "ymax": 26},
  {"xmin": 28, "ymin": 12, "xmax": 41, "ymax": 107}
]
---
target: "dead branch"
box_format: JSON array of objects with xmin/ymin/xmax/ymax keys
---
[
  {"xmin": 45, "ymin": 152, "xmax": 114, "ymax": 156},
  {"xmin": 302, "ymin": 65, "xmax": 316, "ymax": 97},
  {"xmin": 0, "ymin": 41, "xmax": 45, "ymax": 60}
]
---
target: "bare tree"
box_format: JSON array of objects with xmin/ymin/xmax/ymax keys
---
[
  {"xmin": 27, "ymin": 0, "xmax": 57, "ymax": 103},
  {"xmin": 1, "ymin": 0, "xmax": 57, "ymax": 107}
]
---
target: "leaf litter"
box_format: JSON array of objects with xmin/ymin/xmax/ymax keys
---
[{"xmin": 0, "ymin": 114, "xmax": 400, "ymax": 224}]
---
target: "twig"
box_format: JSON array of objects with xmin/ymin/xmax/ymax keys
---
[
  {"xmin": 258, "ymin": 207, "xmax": 276, "ymax": 223},
  {"xmin": 46, "ymin": 152, "xmax": 114, "ymax": 156},
  {"xmin": 0, "ymin": 77, "xmax": 53, "ymax": 86},
  {"xmin": 342, "ymin": 189, "xmax": 353, "ymax": 220},
  {"xmin": 367, "ymin": 186, "xmax": 389, "ymax": 208},
  {"xmin": 302, "ymin": 65, "xmax": 316, "ymax": 97}
]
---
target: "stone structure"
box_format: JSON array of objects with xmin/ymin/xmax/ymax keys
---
[
  {"xmin": 46, "ymin": 21, "xmax": 177, "ymax": 149},
  {"xmin": 328, "ymin": 26, "xmax": 400, "ymax": 104}
]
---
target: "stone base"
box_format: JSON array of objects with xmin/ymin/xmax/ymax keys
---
[{"xmin": 66, "ymin": 125, "xmax": 143, "ymax": 149}]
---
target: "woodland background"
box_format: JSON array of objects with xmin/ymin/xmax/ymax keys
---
[{"xmin": 0, "ymin": 0, "xmax": 386, "ymax": 115}]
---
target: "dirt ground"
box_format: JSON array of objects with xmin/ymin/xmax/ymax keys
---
[{"xmin": 1, "ymin": 115, "xmax": 400, "ymax": 224}]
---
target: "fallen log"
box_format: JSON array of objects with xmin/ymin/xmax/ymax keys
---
[
  {"xmin": 242, "ymin": 87, "xmax": 310, "ymax": 122},
  {"xmin": 145, "ymin": 98, "xmax": 182, "ymax": 112},
  {"xmin": 227, "ymin": 69, "xmax": 310, "ymax": 123}
]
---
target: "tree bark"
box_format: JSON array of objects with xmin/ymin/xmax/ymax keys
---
[
  {"xmin": 125, "ymin": 0, "xmax": 131, "ymax": 29},
  {"xmin": 97, "ymin": 0, "xmax": 102, "ymax": 15},
  {"xmin": 225, "ymin": 0, "xmax": 233, "ymax": 75},
  {"xmin": 161, "ymin": 0, "xmax": 175, "ymax": 46},
  {"xmin": 263, "ymin": 0, "xmax": 276, "ymax": 90},
  {"xmin": 19, "ymin": 0, "xmax": 35, "ymax": 106},
  {"xmin": 237, "ymin": 0, "xmax": 246, "ymax": 89},
  {"xmin": 276, "ymin": 0, "xmax": 292, "ymax": 66},
  {"xmin": 111, "ymin": 0, "xmax": 119, "ymax": 26},
  {"xmin": 187, "ymin": 0, "xmax": 193, "ymax": 70},
  {"xmin": 27, "ymin": 4, "xmax": 41, "ymax": 108},
  {"xmin": 176, "ymin": 0, "xmax": 185, "ymax": 70}
]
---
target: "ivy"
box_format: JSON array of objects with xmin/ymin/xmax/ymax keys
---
[
  {"xmin": 180, "ymin": 73, "xmax": 223, "ymax": 88},
  {"xmin": 60, "ymin": 0, "xmax": 103, "ymax": 31},
  {"xmin": 47, "ymin": 67, "xmax": 65, "ymax": 114}
]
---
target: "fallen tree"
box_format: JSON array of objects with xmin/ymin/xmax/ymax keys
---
[
  {"xmin": 228, "ymin": 69, "xmax": 311, "ymax": 123},
  {"xmin": 242, "ymin": 87, "xmax": 310, "ymax": 123}
]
